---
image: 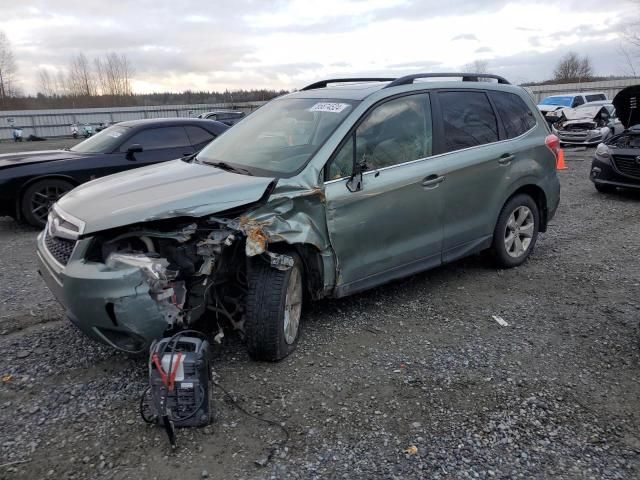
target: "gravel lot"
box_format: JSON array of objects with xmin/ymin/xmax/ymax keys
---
[{"xmin": 0, "ymin": 146, "xmax": 638, "ymax": 480}]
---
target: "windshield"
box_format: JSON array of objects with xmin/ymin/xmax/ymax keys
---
[
  {"xmin": 197, "ymin": 98, "xmax": 357, "ymax": 176},
  {"xmin": 540, "ymin": 96, "xmax": 574, "ymax": 107},
  {"xmin": 70, "ymin": 126, "xmax": 130, "ymax": 153}
]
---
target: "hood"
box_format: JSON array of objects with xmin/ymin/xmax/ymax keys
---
[
  {"xmin": 0, "ymin": 150, "xmax": 83, "ymax": 170},
  {"xmin": 57, "ymin": 159, "xmax": 275, "ymax": 234},
  {"xmin": 537, "ymin": 105, "xmax": 564, "ymax": 113},
  {"xmin": 612, "ymin": 85, "xmax": 640, "ymax": 129},
  {"xmin": 561, "ymin": 106, "xmax": 608, "ymax": 121}
]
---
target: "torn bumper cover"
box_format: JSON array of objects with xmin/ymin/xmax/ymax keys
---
[{"xmin": 37, "ymin": 234, "xmax": 173, "ymax": 353}]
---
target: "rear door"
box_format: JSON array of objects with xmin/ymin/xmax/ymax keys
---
[
  {"xmin": 434, "ymin": 89, "xmax": 535, "ymax": 262},
  {"xmin": 324, "ymin": 92, "xmax": 448, "ymax": 294}
]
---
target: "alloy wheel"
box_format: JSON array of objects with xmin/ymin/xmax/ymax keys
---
[
  {"xmin": 283, "ymin": 265, "xmax": 302, "ymax": 345},
  {"xmin": 504, "ymin": 206, "xmax": 535, "ymax": 258},
  {"xmin": 30, "ymin": 185, "xmax": 69, "ymax": 224}
]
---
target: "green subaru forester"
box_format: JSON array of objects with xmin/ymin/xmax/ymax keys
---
[{"xmin": 37, "ymin": 73, "xmax": 561, "ymax": 360}]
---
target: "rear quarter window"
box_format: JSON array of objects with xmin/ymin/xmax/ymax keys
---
[
  {"xmin": 489, "ymin": 91, "xmax": 536, "ymax": 139},
  {"xmin": 185, "ymin": 126, "xmax": 215, "ymax": 147},
  {"xmin": 439, "ymin": 91, "xmax": 499, "ymax": 152}
]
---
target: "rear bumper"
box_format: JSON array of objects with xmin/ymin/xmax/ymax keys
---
[
  {"xmin": 36, "ymin": 231, "xmax": 169, "ymax": 352},
  {"xmin": 542, "ymin": 172, "xmax": 561, "ymax": 227}
]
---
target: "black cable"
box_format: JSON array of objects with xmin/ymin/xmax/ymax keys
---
[
  {"xmin": 139, "ymin": 386, "xmax": 155, "ymax": 424},
  {"xmin": 213, "ymin": 381, "xmax": 290, "ymax": 458},
  {"xmin": 169, "ymin": 386, "xmax": 207, "ymax": 423}
]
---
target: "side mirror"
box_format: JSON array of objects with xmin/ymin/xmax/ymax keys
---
[
  {"xmin": 126, "ymin": 144, "xmax": 143, "ymax": 160},
  {"xmin": 346, "ymin": 161, "xmax": 366, "ymax": 193}
]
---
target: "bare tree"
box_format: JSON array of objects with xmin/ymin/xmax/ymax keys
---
[
  {"xmin": 462, "ymin": 60, "xmax": 489, "ymax": 74},
  {"xmin": 620, "ymin": 0, "xmax": 639, "ymax": 74},
  {"xmin": 553, "ymin": 52, "xmax": 593, "ymax": 83},
  {"xmin": 55, "ymin": 70, "xmax": 69, "ymax": 95},
  {"xmin": 68, "ymin": 53, "xmax": 96, "ymax": 97},
  {"xmin": 96, "ymin": 52, "xmax": 134, "ymax": 96},
  {"xmin": 0, "ymin": 31, "xmax": 17, "ymax": 105},
  {"xmin": 37, "ymin": 68, "xmax": 56, "ymax": 96},
  {"xmin": 618, "ymin": 42, "xmax": 638, "ymax": 77}
]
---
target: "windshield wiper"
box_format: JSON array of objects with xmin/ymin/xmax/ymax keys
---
[{"xmin": 202, "ymin": 160, "xmax": 252, "ymax": 176}]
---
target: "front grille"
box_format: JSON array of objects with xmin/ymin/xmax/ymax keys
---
[
  {"xmin": 559, "ymin": 132, "xmax": 588, "ymax": 140},
  {"xmin": 612, "ymin": 154, "xmax": 640, "ymax": 179},
  {"xmin": 45, "ymin": 231, "xmax": 76, "ymax": 266}
]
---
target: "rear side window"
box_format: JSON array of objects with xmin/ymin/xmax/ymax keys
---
[
  {"xmin": 489, "ymin": 91, "xmax": 536, "ymax": 139},
  {"xmin": 439, "ymin": 91, "xmax": 498, "ymax": 152},
  {"xmin": 120, "ymin": 126, "xmax": 190, "ymax": 151},
  {"xmin": 586, "ymin": 94, "xmax": 606, "ymax": 102},
  {"xmin": 185, "ymin": 126, "xmax": 215, "ymax": 147}
]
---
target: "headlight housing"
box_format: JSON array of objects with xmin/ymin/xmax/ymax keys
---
[{"xmin": 595, "ymin": 143, "xmax": 610, "ymax": 159}]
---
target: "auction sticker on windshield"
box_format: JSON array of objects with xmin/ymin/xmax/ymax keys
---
[{"xmin": 309, "ymin": 102, "xmax": 351, "ymax": 113}]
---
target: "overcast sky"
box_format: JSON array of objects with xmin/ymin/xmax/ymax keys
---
[{"xmin": 2, "ymin": 0, "xmax": 638, "ymax": 94}]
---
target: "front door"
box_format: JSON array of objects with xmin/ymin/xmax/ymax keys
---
[{"xmin": 324, "ymin": 93, "xmax": 446, "ymax": 296}]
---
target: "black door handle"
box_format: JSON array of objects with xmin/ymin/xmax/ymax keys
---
[{"xmin": 422, "ymin": 174, "xmax": 445, "ymax": 188}]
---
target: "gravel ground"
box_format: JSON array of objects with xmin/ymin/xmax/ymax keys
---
[{"xmin": 0, "ymin": 148, "xmax": 639, "ymax": 480}]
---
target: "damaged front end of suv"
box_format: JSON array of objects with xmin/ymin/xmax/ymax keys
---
[
  {"xmin": 37, "ymin": 143, "xmax": 335, "ymax": 361},
  {"xmin": 590, "ymin": 85, "xmax": 640, "ymax": 193}
]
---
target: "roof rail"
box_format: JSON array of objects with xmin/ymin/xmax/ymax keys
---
[
  {"xmin": 301, "ymin": 78, "xmax": 396, "ymax": 91},
  {"xmin": 384, "ymin": 73, "xmax": 511, "ymax": 88}
]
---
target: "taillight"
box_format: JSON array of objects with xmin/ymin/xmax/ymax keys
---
[
  {"xmin": 545, "ymin": 134, "xmax": 560, "ymax": 158},
  {"xmin": 546, "ymin": 133, "xmax": 566, "ymax": 170}
]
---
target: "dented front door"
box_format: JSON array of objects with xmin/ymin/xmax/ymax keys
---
[{"xmin": 323, "ymin": 93, "xmax": 445, "ymax": 296}]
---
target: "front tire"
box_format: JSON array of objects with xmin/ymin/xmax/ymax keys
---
[
  {"xmin": 21, "ymin": 179, "xmax": 74, "ymax": 228},
  {"xmin": 492, "ymin": 194, "xmax": 539, "ymax": 268},
  {"xmin": 245, "ymin": 253, "xmax": 303, "ymax": 361}
]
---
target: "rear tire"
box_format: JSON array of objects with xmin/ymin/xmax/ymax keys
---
[
  {"xmin": 492, "ymin": 194, "xmax": 539, "ymax": 268},
  {"xmin": 245, "ymin": 253, "xmax": 303, "ymax": 361},
  {"xmin": 595, "ymin": 183, "xmax": 616, "ymax": 194},
  {"xmin": 21, "ymin": 178, "xmax": 74, "ymax": 228}
]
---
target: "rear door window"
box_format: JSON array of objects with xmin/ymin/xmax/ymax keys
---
[
  {"xmin": 489, "ymin": 91, "xmax": 536, "ymax": 139},
  {"xmin": 119, "ymin": 126, "xmax": 190, "ymax": 151},
  {"xmin": 586, "ymin": 94, "xmax": 606, "ymax": 102},
  {"xmin": 438, "ymin": 91, "xmax": 499, "ymax": 152}
]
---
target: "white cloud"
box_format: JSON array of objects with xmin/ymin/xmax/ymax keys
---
[{"xmin": 0, "ymin": 0, "xmax": 637, "ymax": 94}]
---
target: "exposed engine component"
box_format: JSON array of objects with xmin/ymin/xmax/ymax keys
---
[
  {"xmin": 91, "ymin": 213, "xmax": 287, "ymax": 340},
  {"xmin": 608, "ymin": 129, "xmax": 640, "ymax": 149}
]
